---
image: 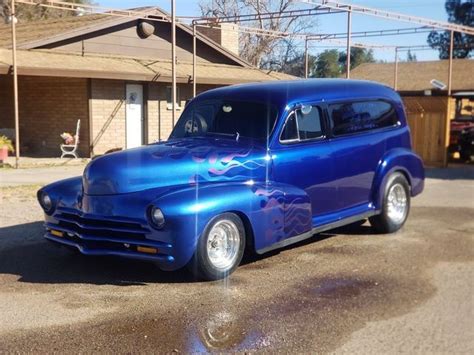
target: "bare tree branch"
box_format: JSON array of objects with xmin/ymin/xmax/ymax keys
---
[{"xmin": 199, "ymin": 0, "xmax": 317, "ymax": 68}]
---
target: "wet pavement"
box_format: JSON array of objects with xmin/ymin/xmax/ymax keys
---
[{"xmin": 0, "ymin": 168, "xmax": 473, "ymax": 353}]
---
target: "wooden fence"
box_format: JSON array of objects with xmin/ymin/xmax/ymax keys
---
[{"xmin": 403, "ymin": 96, "xmax": 451, "ymax": 167}]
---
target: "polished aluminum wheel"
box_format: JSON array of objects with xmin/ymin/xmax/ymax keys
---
[
  {"xmin": 207, "ymin": 219, "xmax": 241, "ymax": 270},
  {"xmin": 386, "ymin": 183, "xmax": 408, "ymax": 224}
]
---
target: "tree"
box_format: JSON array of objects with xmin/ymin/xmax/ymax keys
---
[
  {"xmin": 406, "ymin": 49, "xmax": 417, "ymax": 62},
  {"xmin": 199, "ymin": 0, "xmax": 315, "ymax": 67},
  {"xmin": 338, "ymin": 47, "xmax": 375, "ymax": 73},
  {"xmin": 1, "ymin": 0, "xmax": 92, "ymax": 23},
  {"xmin": 427, "ymin": 0, "xmax": 474, "ymax": 59},
  {"xmin": 313, "ymin": 49, "xmax": 341, "ymax": 78}
]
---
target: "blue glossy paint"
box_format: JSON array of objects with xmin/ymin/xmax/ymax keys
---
[{"xmin": 38, "ymin": 79, "xmax": 424, "ymax": 271}]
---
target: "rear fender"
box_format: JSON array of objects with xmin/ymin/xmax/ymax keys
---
[{"xmin": 371, "ymin": 148, "xmax": 425, "ymax": 209}]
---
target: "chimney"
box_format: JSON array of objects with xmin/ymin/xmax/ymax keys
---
[{"xmin": 198, "ymin": 23, "xmax": 239, "ymax": 56}]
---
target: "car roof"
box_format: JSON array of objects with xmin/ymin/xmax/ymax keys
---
[{"xmin": 195, "ymin": 79, "xmax": 401, "ymax": 109}]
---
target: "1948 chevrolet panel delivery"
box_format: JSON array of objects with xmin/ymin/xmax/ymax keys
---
[{"xmin": 38, "ymin": 79, "xmax": 424, "ymax": 280}]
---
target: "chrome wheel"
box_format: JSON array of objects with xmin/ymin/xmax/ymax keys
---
[
  {"xmin": 386, "ymin": 183, "xmax": 408, "ymax": 224},
  {"xmin": 207, "ymin": 219, "xmax": 241, "ymax": 270}
]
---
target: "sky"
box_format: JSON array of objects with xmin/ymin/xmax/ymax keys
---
[{"xmin": 98, "ymin": 0, "xmax": 450, "ymax": 62}]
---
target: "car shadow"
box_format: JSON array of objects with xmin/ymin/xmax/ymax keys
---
[
  {"xmin": 242, "ymin": 221, "xmax": 376, "ymax": 265},
  {"xmin": 0, "ymin": 221, "xmax": 195, "ymax": 286},
  {"xmin": 0, "ymin": 220, "xmax": 375, "ymax": 285}
]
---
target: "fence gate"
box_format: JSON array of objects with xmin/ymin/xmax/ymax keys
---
[{"xmin": 403, "ymin": 96, "xmax": 450, "ymax": 167}]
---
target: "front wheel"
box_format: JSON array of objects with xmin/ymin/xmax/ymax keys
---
[
  {"xmin": 188, "ymin": 213, "xmax": 246, "ymax": 281},
  {"xmin": 370, "ymin": 172, "xmax": 411, "ymax": 234}
]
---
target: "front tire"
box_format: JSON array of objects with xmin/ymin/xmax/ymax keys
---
[
  {"xmin": 188, "ymin": 213, "xmax": 245, "ymax": 281},
  {"xmin": 370, "ymin": 172, "xmax": 410, "ymax": 234}
]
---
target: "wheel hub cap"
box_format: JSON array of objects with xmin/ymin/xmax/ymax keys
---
[
  {"xmin": 207, "ymin": 220, "xmax": 240, "ymax": 270},
  {"xmin": 386, "ymin": 183, "xmax": 408, "ymax": 224}
]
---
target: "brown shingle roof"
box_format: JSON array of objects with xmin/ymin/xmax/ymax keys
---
[
  {"xmin": 0, "ymin": 48, "xmax": 293, "ymax": 84},
  {"xmin": 0, "ymin": 8, "xmax": 251, "ymax": 68},
  {"xmin": 0, "ymin": 14, "xmax": 114, "ymax": 48},
  {"xmin": 349, "ymin": 60, "xmax": 474, "ymax": 92}
]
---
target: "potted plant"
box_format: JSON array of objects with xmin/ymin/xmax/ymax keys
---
[{"xmin": 0, "ymin": 135, "xmax": 14, "ymax": 162}]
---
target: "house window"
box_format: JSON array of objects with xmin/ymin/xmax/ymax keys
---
[{"xmin": 166, "ymin": 86, "xmax": 181, "ymax": 110}]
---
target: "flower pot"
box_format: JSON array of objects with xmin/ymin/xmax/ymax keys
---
[{"xmin": 0, "ymin": 146, "xmax": 8, "ymax": 162}]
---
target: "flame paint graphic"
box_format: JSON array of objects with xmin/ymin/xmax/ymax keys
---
[{"xmin": 253, "ymin": 186, "xmax": 312, "ymax": 241}]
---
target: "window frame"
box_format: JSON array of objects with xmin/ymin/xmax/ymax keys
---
[
  {"xmin": 279, "ymin": 104, "xmax": 328, "ymax": 145},
  {"xmin": 326, "ymin": 99, "xmax": 401, "ymax": 138}
]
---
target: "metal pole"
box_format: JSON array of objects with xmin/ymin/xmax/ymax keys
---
[
  {"xmin": 192, "ymin": 21, "xmax": 197, "ymax": 97},
  {"xmin": 394, "ymin": 47, "xmax": 399, "ymax": 90},
  {"xmin": 304, "ymin": 36, "xmax": 309, "ymax": 78},
  {"xmin": 346, "ymin": 7, "xmax": 352, "ymax": 79},
  {"xmin": 445, "ymin": 30, "xmax": 455, "ymax": 168},
  {"xmin": 11, "ymin": 0, "xmax": 20, "ymax": 168},
  {"xmin": 171, "ymin": 0, "xmax": 176, "ymax": 126},
  {"xmin": 448, "ymin": 30, "xmax": 454, "ymax": 96}
]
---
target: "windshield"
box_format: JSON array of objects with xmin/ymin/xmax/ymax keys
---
[{"xmin": 170, "ymin": 99, "xmax": 278, "ymax": 141}]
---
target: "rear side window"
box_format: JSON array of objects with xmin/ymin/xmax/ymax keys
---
[
  {"xmin": 328, "ymin": 100, "xmax": 398, "ymax": 136},
  {"xmin": 280, "ymin": 105, "xmax": 324, "ymax": 142}
]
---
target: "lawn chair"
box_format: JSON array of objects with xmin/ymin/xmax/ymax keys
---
[{"xmin": 60, "ymin": 119, "xmax": 80, "ymax": 158}]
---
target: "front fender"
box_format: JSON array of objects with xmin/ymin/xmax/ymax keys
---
[
  {"xmin": 153, "ymin": 181, "xmax": 312, "ymax": 260},
  {"xmin": 39, "ymin": 176, "xmax": 83, "ymax": 211},
  {"xmin": 371, "ymin": 148, "xmax": 425, "ymax": 209}
]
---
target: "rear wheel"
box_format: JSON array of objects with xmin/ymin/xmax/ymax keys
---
[
  {"xmin": 370, "ymin": 172, "xmax": 410, "ymax": 234},
  {"xmin": 188, "ymin": 213, "xmax": 245, "ymax": 281}
]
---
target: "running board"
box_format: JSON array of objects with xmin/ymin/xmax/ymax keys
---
[{"xmin": 256, "ymin": 210, "xmax": 378, "ymax": 255}]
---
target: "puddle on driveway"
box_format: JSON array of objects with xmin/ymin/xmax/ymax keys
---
[{"xmin": 311, "ymin": 278, "xmax": 377, "ymax": 299}]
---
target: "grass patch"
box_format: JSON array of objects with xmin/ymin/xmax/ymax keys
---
[{"xmin": 0, "ymin": 184, "xmax": 43, "ymax": 203}]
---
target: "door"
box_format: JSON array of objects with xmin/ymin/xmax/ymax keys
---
[
  {"xmin": 326, "ymin": 100, "xmax": 399, "ymax": 210},
  {"xmin": 126, "ymin": 84, "xmax": 144, "ymax": 149},
  {"xmin": 272, "ymin": 105, "xmax": 338, "ymax": 219}
]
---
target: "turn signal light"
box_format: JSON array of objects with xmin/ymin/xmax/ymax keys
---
[
  {"xmin": 137, "ymin": 246, "xmax": 158, "ymax": 254},
  {"xmin": 50, "ymin": 230, "xmax": 64, "ymax": 238}
]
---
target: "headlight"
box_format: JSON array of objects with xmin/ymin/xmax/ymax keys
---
[
  {"xmin": 38, "ymin": 191, "xmax": 53, "ymax": 213},
  {"xmin": 149, "ymin": 206, "xmax": 165, "ymax": 229}
]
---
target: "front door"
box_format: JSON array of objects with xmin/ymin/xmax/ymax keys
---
[
  {"xmin": 272, "ymin": 105, "xmax": 338, "ymax": 220},
  {"xmin": 126, "ymin": 84, "xmax": 144, "ymax": 149}
]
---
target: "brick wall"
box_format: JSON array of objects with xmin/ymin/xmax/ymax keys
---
[
  {"xmin": 0, "ymin": 75, "xmax": 89, "ymax": 157},
  {"xmin": 197, "ymin": 24, "xmax": 239, "ymax": 56},
  {"xmin": 0, "ymin": 75, "xmax": 14, "ymax": 129},
  {"xmin": 90, "ymin": 79, "xmax": 126, "ymax": 155},
  {"xmin": 0, "ymin": 75, "xmax": 224, "ymax": 158}
]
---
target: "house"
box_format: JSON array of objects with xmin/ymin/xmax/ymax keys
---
[
  {"xmin": 350, "ymin": 59, "xmax": 474, "ymax": 166},
  {"xmin": 0, "ymin": 7, "xmax": 294, "ymax": 158}
]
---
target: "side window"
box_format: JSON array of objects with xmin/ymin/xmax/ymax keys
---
[
  {"xmin": 280, "ymin": 105, "xmax": 324, "ymax": 142},
  {"xmin": 281, "ymin": 112, "xmax": 298, "ymax": 141},
  {"xmin": 329, "ymin": 100, "xmax": 398, "ymax": 136}
]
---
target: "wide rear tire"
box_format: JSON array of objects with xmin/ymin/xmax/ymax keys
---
[{"xmin": 370, "ymin": 172, "xmax": 410, "ymax": 234}]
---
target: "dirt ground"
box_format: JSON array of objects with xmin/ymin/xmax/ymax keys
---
[{"xmin": 0, "ymin": 167, "xmax": 473, "ymax": 353}]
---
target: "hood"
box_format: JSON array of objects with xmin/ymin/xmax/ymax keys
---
[{"xmin": 83, "ymin": 138, "xmax": 269, "ymax": 195}]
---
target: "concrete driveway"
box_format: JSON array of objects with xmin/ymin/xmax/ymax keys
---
[{"xmin": 0, "ymin": 167, "xmax": 472, "ymax": 353}]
